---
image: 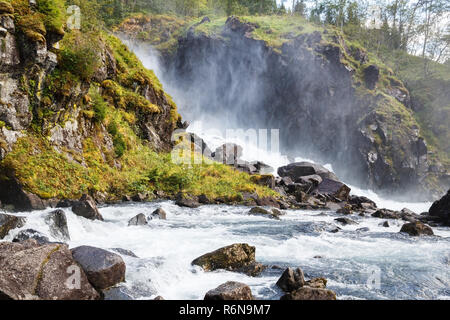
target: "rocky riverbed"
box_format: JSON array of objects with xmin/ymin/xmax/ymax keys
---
[{"xmin": 1, "ymin": 197, "xmax": 449, "ymax": 300}]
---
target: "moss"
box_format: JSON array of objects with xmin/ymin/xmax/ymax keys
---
[
  {"xmin": 0, "ymin": 121, "xmax": 5, "ymax": 129},
  {"xmin": 0, "ymin": 1, "xmax": 14, "ymax": 14}
]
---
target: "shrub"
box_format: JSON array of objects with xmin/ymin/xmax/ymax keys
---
[
  {"xmin": 91, "ymin": 92, "xmax": 107, "ymax": 123},
  {"xmin": 59, "ymin": 31, "xmax": 101, "ymax": 80}
]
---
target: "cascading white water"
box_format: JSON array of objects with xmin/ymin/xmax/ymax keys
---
[{"xmin": 3, "ymin": 203, "xmax": 449, "ymax": 300}]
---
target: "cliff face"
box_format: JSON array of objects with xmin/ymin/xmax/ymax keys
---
[
  {"xmin": 118, "ymin": 15, "xmax": 449, "ymax": 201},
  {"xmin": 0, "ymin": 2, "xmax": 181, "ymax": 208}
]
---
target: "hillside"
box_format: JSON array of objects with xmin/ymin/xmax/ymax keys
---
[
  {"xmin": 0, "ymin": 1, "xmax": 276, "ymax": 211},
  {"xmin": 117, "ymin": 14, "xmax": 449, "ymax": 201}
]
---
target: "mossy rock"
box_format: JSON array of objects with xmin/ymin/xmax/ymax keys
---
[
  {"xmin": 191, "ymin": 243, "xmax": 256, "ymax": 272},
  {"xmin": 0, "ymin": 213, "xmax": 26, "ymax": 239},
  {"xmin": 0, "ymin": 1, "xmax": 13, "ymax": 14}
]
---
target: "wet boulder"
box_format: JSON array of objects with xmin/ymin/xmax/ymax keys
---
[
  {"xmin": 428, "ymin": 189, "xmax": 449, "ymax": 226},
  {"xmin": 316, "ymin": 178, "xmax": 351, "ymax": 201},
  {"xmin": 13, "ymin": 229, "xmax": 50, "ymax": 244},
  {"xmin": 128, "ymin": 213, "xmax": 148, "ymax": 226},
  {"xmin": 334, "ymin": 217, "xmax": 358, "ymax": 225},
  {"xmin": 400, "ymin": 221, "xmax": 434, "ymax": 236},
  {"xmin": 372, "ymin": 209, "xmax": 400, "ymax": 220},
  {"xmin": 305, "ymin": 277, "xmax": 327, "ymax": 289},
  {"xmin": 0, "ymin": 240, "xmax": 100, "ymax": 300},
  {"xmin": 281, "ymin": 286, "xmax": 337, "ymax": 300},
  {"xmin": 192, "ymin": 243, "xmax": 256, "ymax": 272},
  {"xmin": 71, "ymin": 246, "xmax": 126, "ymax": 290},
  {"xmin": 204, "ymin": 281, "xmax": 253, "ymax": 300},
  {"xmin": 248, "ymin": 207, "xmax": 282, "ymax": 220},
  {"xmin": 175, "ymin": 194, "xmax": 200, "ymax": 208},
  {"xmin": 0, "ymin": 213, "xmax": 26, "ymax": 239},
  {"xmin": 276, "ymin": 268, "xmax": 306, "ymax": 292},
  {"xmin": 150, "ymin": 208, "xmax": 167, "ymax": 220},
  {"xmin": 278, "ymin": 162, "xmax": 339, "ymax": 182},
  {"xmin": 0, "ymin": 177, "xmax": 46, "ymax": 212},
  {"xmin": 72, "ymin": 195, "xmax": 103, "ymax": 221},
  {"xmin": 44, "ymin": 209, "xmax": 70, "ymax": 240},
  {"xmin": 102, "ymin": 286, "xmax": 134, "ymax": 300},
  {"xmin": 236, "ymin": 262, "xmax": 267, "ymax": 277}
]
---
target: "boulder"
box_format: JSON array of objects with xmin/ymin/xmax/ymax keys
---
[
  {"xmin": 400, "ymin": 221, "xmax": 434, "ymax": 236},
  {"xmin": 213, "ymin": 143, "xmax": 243, "ymax": 165},
  {"xmin": 0, "ymin": 240, "xmax": 99, "ymax": 300},
  {"xmin": 276, "ymin": 268, "xmax": 306, "ymax": 292},
  {"xmin": 281, "ymin": 286, "xmax": 337, "ymax": 300},
  {"xmin": 192, "ymin": 243, "xmax": 256, "ymax": 272},
  {"xmin": 251, "ymin": 161, "xmax": 274, "ymax": 175},
  {"xmin": 131, "ymin": 193, "xmax": 147, "ymax": 202},
  {"xmin": 334, "ymin": 217, "xmax": 358, "ymax": 225},
  {"xmin": 13, "ymin": 229, "xmax": 50, "ymax": 244},
  {"xmin": 248, "ymin": 207, "xmax": 281, "ymax": 220},
  {"xmin": 372, "ymin": 209, "xmax": 400, "ymax": 220},
  {"xmin": 235, "ymin": 262, "xmax": 267, "ymax": 277},
  {"xmin": 305, "ymin": 277, "xmax": 327, "ymax": 289},
  {"xmin": 0, "ymin": 213, "xmax": 26, "ymax": 239},
  {"xmin": 175, "ymin": 194, "xmax": 200, "ymax": 208},
  {"xmin": 204, "ymin": 281, "xmax": 253, "ymax": 300},
  {"xmin": 71, "ymin": 246, "xmax": 126, "ymax": 290},
  {"xmin": 44, "ymin": 209, "xmax": 70, "ymax": 240},
  {"xmin": 428, "ymin": 189, "xmax": 449, "ymax": 226},
  {"xmin": 278, "ymin": 162, "xmax": 339, "ymax": 182},
  {"xmin": 0, "ymin": 177, "xmax": 46, "ymax": 212},
  {"xmin": 316, "ymin": 178, "xmax": 351, "ymax": 200},
  {"xmin": 72, "ymin": 195, "xmax": 103, "ymax": 221},
  {"xmin": 128, "ymin": 213, "xmax": 148, "ymax": 226},
  {"xmin": 150, "ymin": 208, "xmax": 167, "ymax": 220},
  {"xmin": 380, "ymin": 221, "xmax": 390, "ymax": 228},
  {"xmin": 102, "ymin": 286, "xmax": 134, "ymax": 300}
]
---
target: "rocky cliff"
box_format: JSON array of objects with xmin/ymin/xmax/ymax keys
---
[
  {"xmin": 0, "ymin": 1, "xmax": 182, "ymax": 209},
  {"xmin": 118, "ymin": 15, "xmax": 449, "ymax": 201}
]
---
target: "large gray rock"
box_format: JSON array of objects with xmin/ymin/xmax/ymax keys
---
[
  {"xmin": 192, "ymin": 243, "xmax": 256, "ymax": 272},
  {"xmin": 13, "ymin": 229, "xmax": 50, "ymax": 245},
  {"xmin": 276, "ymin": 268, "xmax": 306, "ymax": 292},
  {"xmin": 150, "ymin": 208, "xmax": 167, "ymax": 220},
  {"xmin": 0, "ymin": 213, "xmax": 26, "ymax": 239},
  {"xmin": 72, "ymin": 195, "xmax": 103, "ymax": 221},
  {"xmin": 204, "ymin": 281, "xmax": 253, "ymax": 300},
  {"xmin": 316, "ymin": 178, "xmax": 351, "ymax": 200},
  {"xmin": 45, "ymin": 209, "xmax": 70, "ymax": 240},
  {"xmin": 278, "ymin": 162, "xmax": 339, "ymax": 182},
  {"xmin": 0, "ymin": 177, "xmax": 45, "ymax": 211},
  {"xmin": 213, "ymin": 143, "xmax": 243, "ymax": 165},
  {"xmin": 248, "ymin": 207, "xmax": 281, "ymax": 220},
  {"xmin": 0, "ymin": 240, "xmax": 99, "ymax": 300},
  {"xmin": 400, "ymin": 221, "xmax": 434, "ymax": 236},
  {"xmin": 71, "ymin": 246, "xmax": 126, "ymax": 290},
  {"xmin": 128, "ymin": 213, "xmax": 147, "ymax": 226}
]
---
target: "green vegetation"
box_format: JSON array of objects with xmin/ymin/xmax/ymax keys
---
[
  {"xmin": 59, "ymin": 31, "xmax": 102, "ymax": 81},
  {"xmin": 1, "ymin": 128, "xmax": 276, "ymax": 201},
  {"xmin": 6, "ymin": 0, "xmax": 66, "ymax": 42}
]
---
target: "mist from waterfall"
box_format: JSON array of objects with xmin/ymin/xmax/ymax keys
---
[{"xmin": 121, "ymin": 38, "xmax": 433, "ymax": 213}]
